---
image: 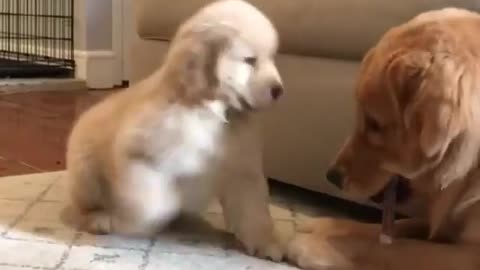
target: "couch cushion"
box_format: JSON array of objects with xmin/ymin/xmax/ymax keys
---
[{"xmin": 135, "ymin": 0, "xmax": 480, "ymax": 60}]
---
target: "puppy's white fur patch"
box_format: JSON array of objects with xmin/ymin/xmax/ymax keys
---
[
  {"xmin": 120, "ymin": 162, "xmax": 180, "ymax": 225},
  {"xmin": 217, "ymin": 42, "xmax": 254, "ymax": 90},
  {"xmin": 205, "ymin": 100, "xmax": 228, "ymax": 123},
  {"xmin": 158, "ymin": 104, "xmax": 226, "ymax": 178},
  {"xmin": 171, "ymin": 104, "xmax": 227, "ymax": 209}
]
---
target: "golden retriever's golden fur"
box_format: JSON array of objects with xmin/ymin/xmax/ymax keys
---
[
  {"xmin": 66, "ymin": 0, "xmax": 284, "ymax": 261},
  {"xmin": 288, "ymin": 8, "xmax": 480, "ymax": 270}
]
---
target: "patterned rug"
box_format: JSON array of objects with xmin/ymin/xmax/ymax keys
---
[{"xmin": 0, "ymin": 171, "xmax": 330, "ymax": 270}]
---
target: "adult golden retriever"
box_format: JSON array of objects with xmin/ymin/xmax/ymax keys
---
[{"xmin": 288, "ymin": 8, "xmax": 480, "ymax": 270}]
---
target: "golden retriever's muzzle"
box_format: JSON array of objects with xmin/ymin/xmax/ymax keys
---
[
  {"xmin": 325, "ymin": 137, "xmax": 412, "ymax": 204},
  {"xmin": 325, "ymin": 167, "xmax": 344, "ymax": 189},
  {"xmin": 326, "ymin": 165, "xmax": 412, "ymax": 204}
]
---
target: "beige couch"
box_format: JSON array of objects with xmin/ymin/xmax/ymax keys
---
[{"xmin": 130, "ymin": 0, "xmax": 479, "ymax": 204}]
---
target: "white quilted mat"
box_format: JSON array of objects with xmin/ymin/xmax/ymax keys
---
[{"xmin": 0, "ymin": 171, "xmax": 304, "ymax": 270}]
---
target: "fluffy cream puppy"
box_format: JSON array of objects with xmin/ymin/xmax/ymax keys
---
[{"xmin": 66, "ymin": 0, "xmax": 284, "ymax": 261}]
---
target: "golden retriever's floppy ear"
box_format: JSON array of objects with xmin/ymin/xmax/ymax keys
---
[
  {"xmin": 415, "ymin": 97, "xmax": 463, "ymax": 159},
  {"xmin": 385, "ymin": 50, "xmax": 431, "ymax": 111},
  {"xmin": 387, "ymin": 51, "xmax": 467, "ymax": 158},
  {"xmin": 163, "ymin": 25, "xmax": 236, "ymax": 102}
]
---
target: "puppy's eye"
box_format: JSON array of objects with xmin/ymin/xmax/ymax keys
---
[
  {"xmin": 244, "ymin": 57, "xmax": 257, "ymax": 66},
  {"xmin": 365, "ymin": 115, "xmax": 382, "ymax": 133}
]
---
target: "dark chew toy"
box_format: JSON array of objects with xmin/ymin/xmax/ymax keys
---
[{"xmin": 379, "ymin": 176, "xmax": 399, "ymax": 245}]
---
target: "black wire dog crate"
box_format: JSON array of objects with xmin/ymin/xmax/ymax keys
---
[{"xmin": 0, "ymin": 0, "xmax": 74, "ymax": 78}]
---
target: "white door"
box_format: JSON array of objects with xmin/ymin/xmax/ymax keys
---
[
  {"xmin": 122, "ymin": 0, "xmax": 135, "ymax": 83},
  {"xmin": 112, "ymin": 0, "xmax": 135, "ymax": 85}
]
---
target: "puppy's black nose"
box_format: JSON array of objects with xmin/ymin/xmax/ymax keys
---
[
  {"xmin": 271, "ymin": 85, "xmax": 283, "ymax": 100},
  {"xmin": 326, "ymin": 168, "xmax": 344, "ymax": 189}
]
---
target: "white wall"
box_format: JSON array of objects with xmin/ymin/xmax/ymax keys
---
[
  {"xmin": 77, "ymin": 0, "xmax": 112, "ymax": 51},
  {"xmin": 74, "ymin": 0, "xmax": 116, "ymax": 89}
]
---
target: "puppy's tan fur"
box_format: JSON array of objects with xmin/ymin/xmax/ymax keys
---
[
  {"xmin": 288, "ymin": 8, "xmax": 480, "ymax": 270},
  {"xmin": 66, "ymin": 0, "xmax": 284, "ymax": 260}
]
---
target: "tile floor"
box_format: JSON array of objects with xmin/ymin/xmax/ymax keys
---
[{"xmin": 0, "ymin": 171, "xmax": 356, "ymax": 270}]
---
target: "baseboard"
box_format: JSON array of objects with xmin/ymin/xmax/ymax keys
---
[{"xmin": 74, "ymin": 50, "xmax": 116, "ymax": 89}]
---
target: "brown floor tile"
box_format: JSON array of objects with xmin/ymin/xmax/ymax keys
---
[
  {"xmin": 0, "ymin": 157, "xmax": 41, "ymax": 176},
  {"xmin": 0, "ymin": 89, "xmax": 117, "ymax": 176}
]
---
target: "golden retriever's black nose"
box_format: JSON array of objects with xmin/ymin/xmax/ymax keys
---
[
  {"xmin": 271, "ymin": 85, "xmax": 283, "ymax": 100},
  {"xmin": 326, "ymin": 168, "xmax": 344, "ymax": 189}
]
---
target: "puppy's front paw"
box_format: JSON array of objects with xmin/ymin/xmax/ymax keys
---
[
  {"xmin": 63, "ymin": 205, "xmax": 113, "ymax": 235},
  {"xmin": 83, "ymin": 211, "xmax": 112, "ymax": 235}
]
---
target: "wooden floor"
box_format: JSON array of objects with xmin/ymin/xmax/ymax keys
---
[{"xmin": 0, "ymin": 90, "xmax": 115, "ymax": 176}]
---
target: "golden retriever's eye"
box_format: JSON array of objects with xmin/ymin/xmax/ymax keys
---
[
  {"xmin": 365, "ymin": 115, "xmax": 382, "ymax": 133},
  {"xmin": 244, "ymin": 56, "xmax": 257, "ymax": 66}
]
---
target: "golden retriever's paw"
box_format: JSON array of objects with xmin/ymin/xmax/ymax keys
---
[
  {"xmin": 287, "ymin": 233, "xmax": 318, "ymax": 269},
  {"xmin": 242, "ymin": 238, "xmax": 285, "ymax": 262},
  {"xmin": 256, "ymin": 241, "xmax": 285, "ymax": 262},
  {"xmin": 287, "ymin": 233, "xmax": 354, "ymax": 270},
  {"xmin": 297, "ymin": 217, "xmax": 377, "ymax": 239}
]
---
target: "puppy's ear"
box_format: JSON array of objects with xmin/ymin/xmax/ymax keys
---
[
  {"xmin": 164, "ymin": 25, "xmax": 235, "ymax": 102},
  {"xmin": 387, "ymin": 51, "xmax": 466, "ymax": 158}
]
